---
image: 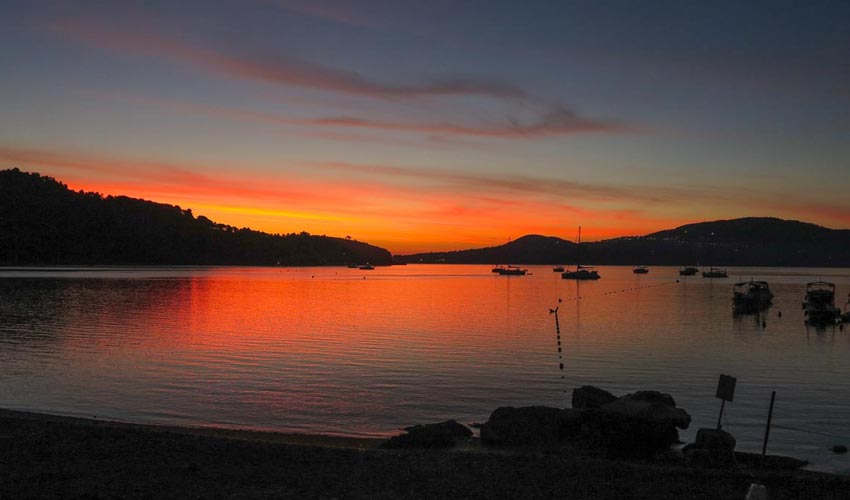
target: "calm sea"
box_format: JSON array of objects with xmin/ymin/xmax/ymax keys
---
[{"xmin": 1, "ymin": 265, "xmax": 849, "ymax": 473}]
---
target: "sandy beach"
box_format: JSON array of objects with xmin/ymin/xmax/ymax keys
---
[{"xmin": 0, "ymin": 409, "xmax": 848, "ymax": 499}]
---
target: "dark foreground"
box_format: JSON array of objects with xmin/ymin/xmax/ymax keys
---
[{"xmin": 0, "ymin": 410, "xmax": 847, "ymax": 500}]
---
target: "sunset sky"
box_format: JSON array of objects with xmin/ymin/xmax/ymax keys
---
[{"xmin": 1, "ymin": 0, "xmax": 849, "ymax": 253}]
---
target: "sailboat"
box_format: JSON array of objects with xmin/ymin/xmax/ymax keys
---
[{"xmin": 562, "ymin": 226, "xmax": 600, "ymax": 280}]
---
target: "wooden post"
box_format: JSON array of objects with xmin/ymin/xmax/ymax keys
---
[
  {"xmin": 762, "ymin": 391, "xmax": 776, "ymax": 456},
  {"xmin": 716, "ymin": 399, "xmax": 725, "ymax": 430}
]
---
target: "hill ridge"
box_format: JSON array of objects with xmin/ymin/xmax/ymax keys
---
[
  {"xmin": 0, "ymin": 168, "xmax": 392, "ymax": 266},
  {"xmin": 397, "ymin": 217, "xmax": 850, "ymax": 267}
]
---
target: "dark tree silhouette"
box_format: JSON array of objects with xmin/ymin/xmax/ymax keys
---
[{"xmin": 0, "ymin": 169, "xmax": 392, "ymax": 266}]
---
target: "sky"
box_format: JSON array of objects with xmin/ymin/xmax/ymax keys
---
[{"xmin": 1, "ymin": 0, "xmax": 849, "ymax": 253}]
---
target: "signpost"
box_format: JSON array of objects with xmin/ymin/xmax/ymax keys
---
[{"xmin": 715, "ymin": 374, "xmax": 736, "ymax": 430}]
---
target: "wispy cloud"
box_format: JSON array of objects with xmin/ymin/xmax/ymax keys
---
[
  {"xmin": 99, "ymin": 92, "xmax": 626, "ymax": 140},
  {"xmin": 49, "ymin": 19, "xmax": 525, "ymax": 100},
  {"xmin": 0, "ymin": 146, "xmax": 315, "ymax": 204},
  {"xmin": 311, "ymin": 107, "xmax": 627, "ymax": 137},
  {"xmin": 302, "ymin": 160, "xmax": 696, "ymax": 204}
]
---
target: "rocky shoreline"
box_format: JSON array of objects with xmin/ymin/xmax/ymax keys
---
[{"xmin": 1, "ymin": 398, "xmax": 848, "ymax": 499}]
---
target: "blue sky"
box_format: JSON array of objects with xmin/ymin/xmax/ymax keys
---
[{"xmin": 1, "ymin": 0, "xmax": 848, "ymax": 252}]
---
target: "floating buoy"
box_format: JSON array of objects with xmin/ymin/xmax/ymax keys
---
[
  {"xmin": 778, "ymin": 311, "xmax": 782, "ymax": 318},
  {"xmin": 559, "ymin": 363, "xmax": 564, "ymax": 369},
  {"xmin": 762, "ymin": 321, "xmax": 767, "ymax": 328}
]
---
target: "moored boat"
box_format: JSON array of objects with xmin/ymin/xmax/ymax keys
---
[
  {"xmin": 358, "ymin": 264, "xmax": 375, "ymax": 270},
  {"xmin": 702, "ymin": 267, "xmax": 728, "ymax": 278},
  {"xmin": 562, "ymin": 265, "xmax": 600, "ymax": 280},
  {"xmin": 732, "ymin": 280, "xmax": 773, "ymax": 311},
  {"xmin": 679, "ymin": 266, "xmax": 699, "ymax": 276},
  {"xmin": 552, "ymin": 266, "xmax": 565, "ymax": 273},
  {"xmin": 633, "ymin": 266, "xmax": 649, "ymax": 274},
  {"xmin": 562, "ymin": 226, "xmax": 601, "ymax": 280},
  {"xmin": 803, "ymin": 281, "xmax": 841, "ymax": 324},
  {"xmin": 495, "ymin": 265, "xmax": 528, "ymax": 276}
]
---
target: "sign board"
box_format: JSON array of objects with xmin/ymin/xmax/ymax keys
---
[{"xmin": 715, "ymin": 374, "xmax": 737, "ymax": 402}]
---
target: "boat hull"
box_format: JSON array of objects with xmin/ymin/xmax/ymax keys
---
[{"xmin": 562, "ymin": 270, "xmax": 600, "ymax": 280}]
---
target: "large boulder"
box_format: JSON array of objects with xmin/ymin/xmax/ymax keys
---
[
  {"xmin": 577, "ymin": 391, "xmax": 690, "ymax": 457},
  {"xmin": 382, "ymin": 420, "xmax": 472, "ymax": 449},
  {"xmin": 683, "ymin": 428, "xmax": 737, "ymax": 468},
  {"xmin": 480, "ymin": 387, "xmax": 692, "ymax": 458},
  {"xmin": 600, "ymin": 392, "xmax": 691, "ymax": 430},
  {"xmin": 628, "ymin": 390, "xmax": 677, "ymax": 408},
  {"xmin": 480, "ymin": 406, "xmax": 581, "ymax": 447},
  {"xmin": 577, "ymin": 408, "xmax": 682, "ymax": 458},
  {"xmin": 571, "ymin": 386, "xmax": 617, "ymax": 409}
]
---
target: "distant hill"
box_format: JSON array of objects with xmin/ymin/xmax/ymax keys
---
[
  {"xmin": 398, "ymin": 218, "xmax": 850, "ymax": 267},
  {"xmin": 0, "ymin": 169, "xmax": 392, "ymax": 266}
]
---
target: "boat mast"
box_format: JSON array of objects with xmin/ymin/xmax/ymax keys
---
[{"xmin": 576, "ymin": 226, "xmax": 581, "ymax": 268}]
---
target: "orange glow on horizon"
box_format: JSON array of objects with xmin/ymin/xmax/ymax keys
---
[
  {"xmin": 3, "ymin": 145, "xmax": 849, "ymax": 255},
  {"xmin": 57, "ymin": 176, "xmax": 682, "ymax": 254}
]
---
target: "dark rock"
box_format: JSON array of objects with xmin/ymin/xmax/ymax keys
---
[
  {"xmin": 627, "ymin": 391, "xmax": 677, "ymax": 408},
  {"xmin": 571, "ymin": 386, "xmax": 617, "ymax": 409},
  {"xmin": 382, "ymin": 420, "xmax": 471, "ymax": 449},
  {"xmin": 480, "ymin": 406, "xmax": 581, "ymax": 447},
  {"xmin": 735, "ymin": 452, "xmax": 807, "ymax": 470},
  {"xmin": 573, "ymin": 389, "xmax": 691, "ymax": 458},
  {"xmin": 684, "ymin": 428, "xmax": 736, "ymax": 468},
  {"xmin": 831, "ymin": 445, "xmax": 848, "ymax": 454},
  {"xmin": 577, "ymin": 408, "xmax": 682, "ymax": 458},
  {"xmin": 482, "ymin": 387, "xmax": 692, "ymax": 458},
  {"xmin": 600, "ymin": 394, "xmax": 691, "ymax": 430}
]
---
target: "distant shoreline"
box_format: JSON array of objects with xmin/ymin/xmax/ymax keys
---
[{"xmin": 2, "ymin": 408, "xmax": 849, "ymax": 499}]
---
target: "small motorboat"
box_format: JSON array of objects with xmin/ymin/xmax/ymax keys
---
[
  {"xmin": 679, "ymin": 266, "xmax": 699, "ymax": 276},
  {"xmin": 552, "ymin": 266, "xmax": 565, "ymax": 273},
  {"xmin": 633, "ymin": 266, "xmax": 649, "ymax": 274},
  {"xmin": 733, "ymin": 280, "xmax": 773, "ymax": 311},
  {"xmin": 495, "ymin": 265, "xmax": 528, "ymax": 276},
  {"xmin": 703, "ymin": 267, "xmax": 728, "ymax": 278},
  {"xmin": 803, "ymin": 281, "xmax": 841, "ymax": 324}
]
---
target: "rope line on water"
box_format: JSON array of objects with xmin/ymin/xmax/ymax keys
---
[
  {"xmin": 551, "ymin": 279, "xmax": 680, "ymax": 388},
  {"xmin": 556, "ymin": 279, "xmax": 681, "ymax": 305},
  {"xmin": 771, "ymin": 424, "xmax": 850, "ymax": 441}
]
